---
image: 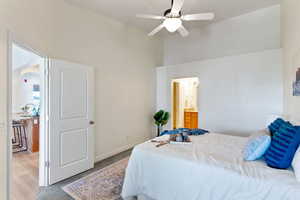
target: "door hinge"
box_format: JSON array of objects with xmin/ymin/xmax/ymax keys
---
[{"xmin": 45, "ymin": 161, "xmax": 50, "ymax": 168}]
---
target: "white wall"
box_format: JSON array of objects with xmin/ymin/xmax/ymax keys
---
[
  {"xmin": 157, "ymin": 49, "xmax": 283, "ymax": 136},
  {"xmin": 0, "ymin": 0, "xmax": 162, "ymax": 198},
  {"xmin": 0, "ymin": 28, "xmax": 8, "ymax": 200},
  {"xmin": 164, "ymin": 5, "xmax": 281, "ymax": 65},
  {"xmin": 281, "ymin": 0, "xmax": 300, "ymax": 124},
  {"xmin": 12, "ymin": 69, "xmax": 40, "ymax": 113}
]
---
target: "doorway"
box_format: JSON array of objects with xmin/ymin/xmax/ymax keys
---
[
  {"xmin": 172, "ymin": 77, "xmax": 199, "ymax": 129},
  {"xmin": 7, "ymin": 35, "xmax": 95, "ymax": 200},
  {"xmin": 10, "ymin": 42, "xmax": 46, "ymax": 200}
]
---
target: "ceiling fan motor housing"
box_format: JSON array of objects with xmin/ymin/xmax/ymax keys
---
[{"xmin": 164, "ymin": 8, "xmax": 182, "ymax": 18}]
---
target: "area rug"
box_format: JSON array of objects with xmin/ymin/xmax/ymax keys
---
[{"xmin": 62, "ymin": 157, "xmax": 129, "ymax": 200}]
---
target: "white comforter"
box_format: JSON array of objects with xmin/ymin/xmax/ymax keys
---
[{"xmin": 121, "ymin": 133, "xmax": 300, "ymax": 200}]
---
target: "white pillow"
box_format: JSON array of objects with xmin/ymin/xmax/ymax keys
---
[{"xmin": 292, "ymin": 147, "xmax": 300, "ymax": 182}]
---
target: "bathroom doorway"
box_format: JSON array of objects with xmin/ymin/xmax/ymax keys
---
[{"xmin": 172, "ymin": 77, "xmax": 199, "ymax": 129}]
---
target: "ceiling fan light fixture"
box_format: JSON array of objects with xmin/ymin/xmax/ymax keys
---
[
  {"xmin": 163, "ymin": 18, "xmax": 182, "ymax": 32},
  {"xmin": 137, "ymin": 0, "xmax": 214, "ymax": 37}
]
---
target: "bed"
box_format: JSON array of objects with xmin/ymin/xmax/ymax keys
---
[{"xmin": 121, "ymin": 133, "xmax": 300, "ymax": 200}]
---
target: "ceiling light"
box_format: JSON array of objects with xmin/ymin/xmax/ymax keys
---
[{"xmin": 163, "ymin": 18, "xmax": 182, "ymax": 32}]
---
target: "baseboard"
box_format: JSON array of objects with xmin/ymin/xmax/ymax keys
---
[{"xmin": 94, "ymin": 138, "xmax": 150, "ymax": 163}]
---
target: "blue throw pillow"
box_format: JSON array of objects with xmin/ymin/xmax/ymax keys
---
[
  {"xmin": 189, "ymin": 129, "xmax": 209, "ymax": 135},
  {"xmin": 268, "ymin": 118, "xmax": 287, "ymax": 136},
  {"xmin": 160, "ymin": 128, "xmax": 209, "ymax": 136},
  {"xmin": 160, "ymin": 129, "xmax": 181, "ymax": 136},
  {"xmin": 265, "ymin": 124, "xmax": 300, "ymax": 169},
  {"xmin": 177, "ymin": 128, "xmax": 190, "ymax": 132},
  {"xmin": 243, "ymin": 134, "xmax": 271, "ymax": 161}
]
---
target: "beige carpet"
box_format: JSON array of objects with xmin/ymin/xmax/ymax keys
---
[{"xmin": 63, "ymin": 158, "xmax": 129, "ymax": 200}]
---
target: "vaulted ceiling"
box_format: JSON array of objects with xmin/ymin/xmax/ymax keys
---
[
  {"xmin": 65, "ymin": 0, "xmax": 280, "ymax": 32},
  {"xmin": 12, "ymin": 44, "xmax": 41, "ymax": 70}
]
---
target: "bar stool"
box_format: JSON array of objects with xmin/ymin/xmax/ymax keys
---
[{"xmin": 12, "ymin": 120, "xmax": 28, "ymax": 153}]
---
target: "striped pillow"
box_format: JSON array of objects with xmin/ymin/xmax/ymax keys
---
[
  {"xmin": 268, "ymin": 118, "xmax": 287, "ymax": 136},
  {"xmin": 265, "ymin": 124, "xmax": 300, "ymax": 169}
]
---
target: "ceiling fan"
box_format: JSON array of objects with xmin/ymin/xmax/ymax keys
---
[{"xmin": 136, "ymin": 0, "xmax": 215, "ymax": 37}]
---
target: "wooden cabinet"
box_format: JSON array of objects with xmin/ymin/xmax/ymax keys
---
[
  {"xmin": 23, "ymin": 117, "xmax": 39, "ymax": 153},
  {"xmin": 184, "ymin": 111, "xmax": 198, "ymax": 129}
]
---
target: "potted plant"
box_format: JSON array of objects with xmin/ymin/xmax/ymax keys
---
[{"xmin": 153, "ymin": 110, "xmax": 170, "ymax": 137}]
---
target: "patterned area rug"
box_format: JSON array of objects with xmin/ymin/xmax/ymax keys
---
[{"xmin": 63, "ymin": 158, "xmax": 129, "ymax": 200}]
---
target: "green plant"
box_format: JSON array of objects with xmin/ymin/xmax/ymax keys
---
[{"xmin": 154, "ymin": 110, "xmax": 170, "ymax": 137}]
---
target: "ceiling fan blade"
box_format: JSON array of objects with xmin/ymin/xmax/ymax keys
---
[
  {"xmin": 148, "ymin": 24, "xmax": 165, "ymax": 36},
  {"xmin": 171, "ymin": 0, "xmax": 185, "ymax": 15},
  {"xmin": 182, "ymin": 13, "xmax": 215, "ymax": 21},
  {"xmin": 136, "ymin": 14, "xmax": 165, "ymax": 20},
  {"xmin": 177, "ymin": 25, "xmax": 189, "ymax": 37}
]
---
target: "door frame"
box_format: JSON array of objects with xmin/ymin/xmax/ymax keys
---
[
  {"xmin": 170, "ymin": 77, "xmax": 200, "ymax": 130},
  {"xmin": 6, "ymin": 31, "xmax": 50, "ymax": 200}
]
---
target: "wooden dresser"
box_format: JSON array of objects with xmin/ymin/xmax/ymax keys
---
[{"xmin": 184, "ymin": 111, "xmax": 198, "ymax": 129}]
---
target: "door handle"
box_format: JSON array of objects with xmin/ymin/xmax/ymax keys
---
[{"xmin": 89, "ymin": 121, "xmax": 95, "ymax": 125}]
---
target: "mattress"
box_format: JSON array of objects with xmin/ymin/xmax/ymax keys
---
[{"xmin": 121, "ymin": 133, "xmax": 300, "ymax": 200}]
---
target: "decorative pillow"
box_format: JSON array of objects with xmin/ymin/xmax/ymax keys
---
[
  {"xmin": 268, "ymin": 118, "xmax": 287, "ymax": 136},
  {"xmin": 243, "ymin": 130, "xmax": 271, "ymax": 161},
  {"xmin": 160, "ymin": 128, "xmax": 209, "ymax": 136},
  {"xmin": 189, "ymin": 128, "xmax": 209, "ymax": 135},
  {"xmin": 292, "ymin": 147, "xmax": 300, "ymax": 182},
  {"xmin": 265, "ymin": 124, "xmax": 300, "ymax": 169},
  {"xmin": 160, "ymin": 129, "xmax": 180, "ymax": 136}
]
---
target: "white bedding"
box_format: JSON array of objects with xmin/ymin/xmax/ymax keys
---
[{"xmin": 122, "ymin": 133, "xmax": 300, "ymax": 200}]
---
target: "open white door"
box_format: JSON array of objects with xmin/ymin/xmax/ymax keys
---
[{"xmin": 48, "ymin": 59, "xmax": 95, "ymax": 185}]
